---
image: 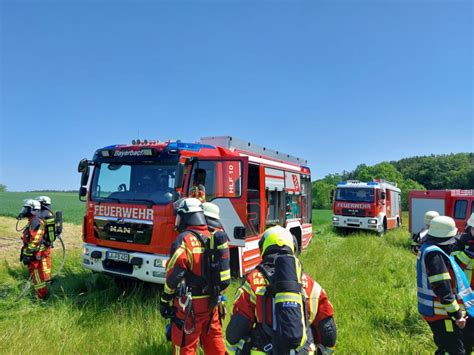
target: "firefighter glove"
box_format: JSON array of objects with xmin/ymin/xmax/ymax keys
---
[
  {"xmin": 21, "ymin": 254, "xmax": 33, "ymax": 265},
  {"xmin": 160, "ymin": 302, "xmax": 176, "ymax": 319}
]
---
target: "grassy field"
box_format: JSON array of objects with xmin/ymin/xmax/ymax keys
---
[
  {"xmin": 0, "ymin": 192, "xmax": 434, "ymax": 353},
  {"xmin": 0, "ymin": 192, "xmax": 85, "ymax": 224}
]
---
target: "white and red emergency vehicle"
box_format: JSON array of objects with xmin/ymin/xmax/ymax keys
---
[
  {"xmin": 408, "ymin": 190, "xmax": 474, "ymax": 239},
  {"xmin": 331, "ymin": 179, "xmax": 402, "ymax": 235},
  {"xmin": 78, "ymin": 136, "xmax": 312, "ymax": 283}
]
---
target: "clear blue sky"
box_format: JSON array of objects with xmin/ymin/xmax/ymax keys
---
[{"xmin": 1, "ymin": 0, "xmax": 472, "ymax": 191}]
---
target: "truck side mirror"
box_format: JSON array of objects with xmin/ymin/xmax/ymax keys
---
[
  {"xmin": 175, "ymin": 163, "xmax": 185, "ymax": 189},
  {"xmin": 79, "ymin": 186, "xmax": 88, "ymax": 201},
  {"xmin": 234, "ymin": 226, "xmax": 246, "ymax": 240},
  {"xmin": 78, "ymin": 159, "xmax": 89, "ymax": 173},
  {"xmin": 80, "ymin": 167, "xmax": 90, "ymax": 187},
  {"xmin": 330, "ymin": 189, "xmax": 334, "ymax": 203},
  {"xmin": 381, "ymin": 191, "xmax": 386, "ymax": 200}
]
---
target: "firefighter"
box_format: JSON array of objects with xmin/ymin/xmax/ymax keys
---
[
  {"xmin": 189, "ymin": 168, "xmax": 206, "ymax": 202},
  {"xmin": 35, "ymin": 196, "xmax": 53, "ymax": 283},
  {"xmin": 411, "ymin": 210, "xmax": 439, "ymax": 255},
  {"xmin": 226, "ymin": 225, "xmax": 337, "ymax": 354},
  {"xmin": 453, "ymin": 213, "xmax": 474, "ymax": 252},
  {"xmin": 18, "ymin": 199, "xmax": 49, "ymax": 299},
  {"xmin": 452, "ymin": 213, "xmax": 474, "ymax": 354},
  {"xmin": 160, "ymin": 198, "xmax": 226, "ymax": 355},
  {"xmin": 416, "ymin": 216, "xmax": 468, "ymax": 355},
  {"xmin": 202, "ymin": 202, "xmax": 231, "ymax": 324}
]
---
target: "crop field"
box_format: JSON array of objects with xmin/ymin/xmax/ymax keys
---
[
  {"xmin": 0, "ymin": 192, "xmax": 85, "ymax": 224},
  {"xmin": 0, "ymin": 192, "xmax": 434, "ymax": 353}
]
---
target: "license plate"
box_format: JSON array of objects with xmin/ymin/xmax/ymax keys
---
[
  {"xmin": 347, "ymin": 218, "xmax": 359, "ymax": 223},
  {"xmin": 107, "ymin": 251, "xmax": 130, "ymax": 263}
]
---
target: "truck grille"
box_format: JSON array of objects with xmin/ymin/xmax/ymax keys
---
[{"xmin": 342, "ymin": 208, "xmax": 366, "ymax": 217}]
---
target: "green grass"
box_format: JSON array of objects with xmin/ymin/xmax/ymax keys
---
[
  {"xmin": 0, "ymin": 192, "xmax": 85, "ymax": 224},
  {"xmin": 0, "ymin": 202, "xmax": 434, "ymax": 353}
]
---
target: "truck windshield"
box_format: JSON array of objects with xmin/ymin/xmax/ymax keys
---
[
  {"xmin": 335, "ymin": 188, "xmax": 375, "ymax": 203},
  {"xmin": 91, "ymin": 162, "xmax": 178, "ymax": 205}
]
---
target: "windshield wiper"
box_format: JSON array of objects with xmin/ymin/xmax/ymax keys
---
[
  {"xmin": 100, "ymin": 197, "xmax": 122, "ymax": 204},
  {"xmin": 122, "ymin": 198, "xmax": 155, "ymax": 206}
]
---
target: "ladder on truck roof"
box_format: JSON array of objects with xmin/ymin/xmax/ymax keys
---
[{"xmin": 200, "ymin": 136, "xmax": 307, "ymax": 165}]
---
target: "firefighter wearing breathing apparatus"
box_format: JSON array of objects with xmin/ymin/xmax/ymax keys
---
[
  {"xmin": 411, "ymin": 211, "xmax": 440, "ymax": 255},
  {"xmin": 18, "ymin": 199, "xmax": 49, "ymax": 299},
  {"xmin": 416, "ymin": 216, "xmax": 474, "ymax": 355},
  {"xmin": 226, "ymin": 225, "xmax": 337, "ymax": 355},
  {"xmin": 451, "ymin": 213, "xmax": 474, "ymax": 354},
  {"xmin": 35, "ymin": 196, "xmax": 54, "ymax": 283},
  {"xmin": 160, "ymin": 198, "xmax": 226, "ymax": 355},
  {"xmin": 202, "ymin": 202, "xmax": 231, "ymax": 328}
]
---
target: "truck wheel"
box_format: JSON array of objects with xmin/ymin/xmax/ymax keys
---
[
  {"xmin": 378, "ymin": 219, "xmax": 387, "ymax": 237},
  {"xmin": 292, "ymin": 234, "xmax": 301, "ymax": 256}
]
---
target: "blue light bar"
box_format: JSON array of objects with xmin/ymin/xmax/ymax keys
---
[
  {"xmin": 337, "ymin": 182, "xmax": 348, "ymax": 186},
  {"xmin": 166, "ymin": 142, "xmax": 214, "ymax": 152},
  {"xmin": 367, "ymin": 182, "xmax": 379, "ymax": 186}
]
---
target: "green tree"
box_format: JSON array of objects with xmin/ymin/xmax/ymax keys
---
[{"xmin": 0, "ymin": 184, "xmax": 6, "ymax": 192}]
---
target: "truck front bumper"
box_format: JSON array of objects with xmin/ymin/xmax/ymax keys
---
[
  {"xmin": 331, "ymin": 215, "xmax": 381, "ymax": 231},
  {"xmin": 82, "ymin": 243, "xmax": 168, "ymax": 284}
]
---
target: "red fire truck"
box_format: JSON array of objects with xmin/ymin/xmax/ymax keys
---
[
  {"xmin": 408, "ymin": 190, "xmax": 474, "ymax": 239},
  {"xmin": 78, "ymin": 136, "xmax": 312, "ymax": 283},
  {"xmin": 331, "ymin": 179, "xmax": 402, "ymax": 236}
]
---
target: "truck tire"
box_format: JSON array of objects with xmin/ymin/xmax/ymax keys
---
[
  {"xmin": 292, "ymin": 233, "xmax": 301, "ymax": 256},
  {"xmin": 378, "ymin": 219, "xmax": 387, "ymax": 237}
]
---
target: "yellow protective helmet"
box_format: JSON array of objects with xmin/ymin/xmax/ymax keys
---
[{"xmin": 259, "ymin": 225, "xmax": 295, "ymax": 256}]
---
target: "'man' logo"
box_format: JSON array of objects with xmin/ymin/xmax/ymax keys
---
[{"xmin": 109, "ymin": 226, "xmax": 132, "ymax": 234}]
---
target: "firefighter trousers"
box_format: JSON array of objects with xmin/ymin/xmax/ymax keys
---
[
  {"xmin": 171, "ymin": 308, "xmax": 225, "ymax": 355},
  {"xmin": 428, "ymin": 319, "xmax": 465, "ymax": 355},
  {"xmin": 28, "ymin": 248, "xmax": 51, "ymax": 299},
  {"xmin": 463, "ymin": 317, "xmax": 474, "ymax": 354}
]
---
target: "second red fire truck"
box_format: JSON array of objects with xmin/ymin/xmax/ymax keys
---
[
  {"xmin": 332, "ymin": 179, "xmax": 402, "ymax": 236},
  {"xmin": 408, "ymin": 189, "xmax": 474, "ymax": 239},
  {"xmin": 78, "ymin": 136, "xmax": 312, "ymax": 282}
]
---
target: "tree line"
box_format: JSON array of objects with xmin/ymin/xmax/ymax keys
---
[{"xmin": 312, "ymin": 153, "xmax": 474, "ymax": 210}]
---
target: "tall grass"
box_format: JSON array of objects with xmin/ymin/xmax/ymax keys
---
[{"xmin": 0, "ymin": 209, "xmax": 434, "ymax": 353}]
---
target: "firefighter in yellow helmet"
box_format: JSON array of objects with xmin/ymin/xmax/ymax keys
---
[{"xmin": 226, "ymin": 225, "xmax": 336, "ymax": 354}]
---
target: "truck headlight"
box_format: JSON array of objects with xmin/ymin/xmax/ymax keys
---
[
  {"xmin": 332, "ymin": 216, "xmax": 339, "ymax": 222},
  {"xmin": 83, "ymin": 247, "xmax": 90, "ymax": 256},
  {"xmin": 154, "ymin": 259, "xmax": 167, "ymax": 268},
  {"xmin": 368, "ymin": 219, "xmax": 378, "ymax": 224}
]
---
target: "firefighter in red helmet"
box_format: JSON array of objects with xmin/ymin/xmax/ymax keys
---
[
  {"xmin": 160, "ymin": 198, "xmax": 226, "ymax": 355},
  {"xmin": 18, "ymin": 199, "xmax": 49, "ymax": 299}
]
